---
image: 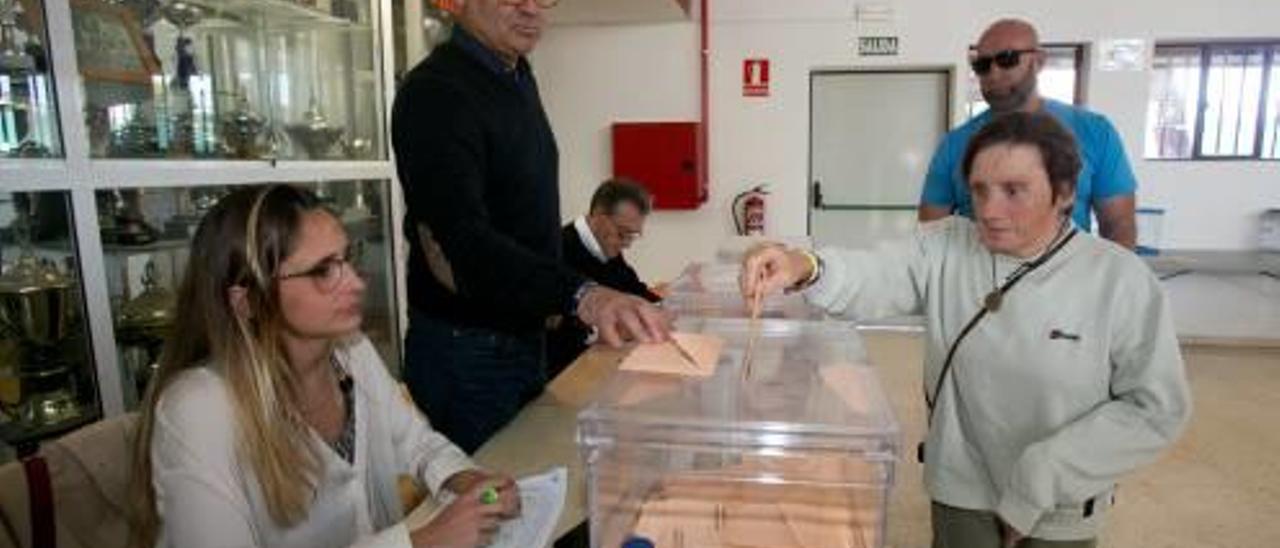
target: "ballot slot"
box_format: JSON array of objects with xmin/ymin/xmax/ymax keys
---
[
  {"xmin": 579, "ymin": 317, "xmax": 899, "ymax": 548},
  {"xmin": 664, "ymin": 262, "xmax": 828, "ymax": 321},
  {"xmin": 714, "ymin": 236, "xmax": 815, "ymax": 264}
]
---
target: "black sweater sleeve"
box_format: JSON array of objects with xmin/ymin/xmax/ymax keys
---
[
  {"xmin": 609, "ymin": 257, "xmax": 661, "ymax": 303},
  {"xmin": 392, "ymin": 72, "xmax": 584, "ymax": 322},
  {"xmin": 561, "ymin": 225, "xmax": 660, "ymax": 303}
]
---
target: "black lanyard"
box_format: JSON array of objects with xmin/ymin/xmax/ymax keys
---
[{"xmin": 925, "ymin": 227, "xmax": 1078, "ymax": 424}]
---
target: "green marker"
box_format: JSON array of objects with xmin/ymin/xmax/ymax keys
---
[{"xmin": 480, "ymin": 486, "xmax": 499, "ymax": 505}]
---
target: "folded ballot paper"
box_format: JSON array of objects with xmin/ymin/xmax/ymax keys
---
[
  {"xmin": 429, "ymin": 467, "xmax": 567, "ymax": 548},
  {"xmin": 619, "ymin": 332, "xmax": 725, "ymax": 377}
]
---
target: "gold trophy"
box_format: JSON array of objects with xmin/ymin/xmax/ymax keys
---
[
  {"xmin": 0, "ymin": 202, "xmax": 81, "ymax": 435},
  {"xmin": 117, "ymin": 260, "xmax": 174, "ymax": 406}
]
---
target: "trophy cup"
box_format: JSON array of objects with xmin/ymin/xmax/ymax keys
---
[
  {"xmin": 159, "ymin": 0, "xmax": 209, "ymax": 157},
  {"xmin": 100, "ymin": 189, "xmax": 159, "ymax": 246},
  {"xmin": 117, "ymin": 260, "xmax": 173, "ymax": 406},
  {"xmin": 285, "ymin": 95, "xmax": 345, "ymax": 159},
  {"xmin": 0, "ymin": 0, "xmax": 51, "ymax": 158},
  {"xmin": 164, "ymin": 186, "xmax": 224, "ymax": 239},
  {"xmin": 220, "ymin": 87, "xmax": 267, "ymax": 159},
  {"xmin": 0, "ymin": 201, "xmax": 81, "ymax": 434}
]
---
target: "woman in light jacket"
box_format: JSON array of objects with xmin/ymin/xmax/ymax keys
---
[
  {"xmin": 742, "ymin": 112, "xmax": 1190, "ymax": 548},
  {"xmin": 131, "ymin": 184, "xmax": 518, "ymax": 548}
]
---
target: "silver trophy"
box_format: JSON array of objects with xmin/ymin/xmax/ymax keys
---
[
  {"xmin": 220, "ymin": 87, "xmax": 267, "ymax": 159},
  {"xmin": 285, "ymin": 95, "xmax": 345, "ymax": 159}
]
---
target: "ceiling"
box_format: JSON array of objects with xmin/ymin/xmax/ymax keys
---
[{"xmin": 548, "ymin": 0, "xmax": 691, "ymax": 25}]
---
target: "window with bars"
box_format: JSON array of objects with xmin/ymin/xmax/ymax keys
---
[
  {"xmin": 1264, "ymin": 46, "xmax": 1280, "ymax": 159},
  {"xmin": 1145, "ymin": 42, "xmax": 1280, "ymax": 160},
  {"xmin": 966, "ymin": 44, "xmax": 1086, "ymax": 119}
]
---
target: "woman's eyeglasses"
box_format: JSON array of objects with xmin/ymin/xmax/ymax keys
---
[
  {"xmin": 278, "ymin": 250, "xmax": 362, "ymax": 294},
  {"xmin": 969, "ymin": 48, "xmax": 1039, "ymax": 75}
]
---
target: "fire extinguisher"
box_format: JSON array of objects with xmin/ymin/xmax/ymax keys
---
[{"xmin": 732, "ymin": 185, "xmax": 768, "ymax": 236}]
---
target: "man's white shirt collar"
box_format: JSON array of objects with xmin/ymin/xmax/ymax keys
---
[{"xmin": 573, "ymin": 216, "xmax": 609, "ymax": 263}]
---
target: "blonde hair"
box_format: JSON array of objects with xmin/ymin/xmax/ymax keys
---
[{"xmin": 130, "ymin": 185, "xmax": 331, "ymax": 546}]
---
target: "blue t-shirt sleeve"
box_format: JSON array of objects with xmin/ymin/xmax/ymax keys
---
[
  {"xmin": 1088, "ymin": 114, "xmax": 1138, "ymax": 202},
  {"xmin": 920, "ymin": 136, "xmax": 957, "ymax": 208}
]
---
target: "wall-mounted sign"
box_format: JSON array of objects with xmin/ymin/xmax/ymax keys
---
[
  {"xmin": 858, "ymin": 36, "xmax": 899, "ymax": 56},
  {"xmin": 853, "ymin": 2, "xmax": 894, "ymax": 22},
  {"xmin": 743, "ymin": 58, "xmax": 770, "ymax": 97}
]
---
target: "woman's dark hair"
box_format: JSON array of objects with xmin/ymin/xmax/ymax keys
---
[{"xmin": 961, "ymin": 111, "xmax": 1082, "ymax": 207}]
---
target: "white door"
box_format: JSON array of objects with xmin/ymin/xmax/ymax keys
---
[{"xmin": 809, "ymin": 70, "xmax": 950, "ymax": 249}]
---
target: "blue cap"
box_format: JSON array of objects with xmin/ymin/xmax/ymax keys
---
[{"xmin": 621, "ymin": 536, "xmax": 655, "ymax": 548}]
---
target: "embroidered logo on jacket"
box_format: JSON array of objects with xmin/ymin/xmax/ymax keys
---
[{"xmin": 1049, "ymin": 329, "xmax": 1081, "ymax": 341}]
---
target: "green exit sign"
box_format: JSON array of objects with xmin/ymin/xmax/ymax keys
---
[{"xmin": 858, "ymin": 36, "xmax": 899, "ymax": 56}]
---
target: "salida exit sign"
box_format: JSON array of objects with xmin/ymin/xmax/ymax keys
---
[{"xmin": 858, "ymin": 36, "xmax": 899, "ymax": 56}]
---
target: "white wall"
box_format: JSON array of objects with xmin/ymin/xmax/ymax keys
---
[
  {"xmin": 534, "ymin": 23, "xmax": 703, "ymax": 280},
  {"xmin": 534, "ymin": 0, "xmax": 1280, "ymax": 282}
]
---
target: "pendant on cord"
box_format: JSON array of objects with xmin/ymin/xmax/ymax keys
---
[{"xmin": 984, "ymin": 290, "xmax": 1003, "ymax": 313}]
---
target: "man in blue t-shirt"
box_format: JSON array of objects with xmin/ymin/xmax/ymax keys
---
[{"xmin": 919, "ymin": 19, "xmax": 1137, "ymax": 248}]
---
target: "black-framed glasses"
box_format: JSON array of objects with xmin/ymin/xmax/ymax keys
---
[
  {"xmin": 969, "ymin": 48, "xmax": 1039, "ymax": 75},
  {"xmin": 500, "ymin": 0, "xmax": 560, "ymax": 8},
  {"xmin": 278, "ymin": 249, "xmax": 362, "ymax": 294}
]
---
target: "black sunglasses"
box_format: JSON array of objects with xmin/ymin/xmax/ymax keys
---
[{"xmin": 969, "ymin": 48, "xmax": 1039, "ymax": 75}]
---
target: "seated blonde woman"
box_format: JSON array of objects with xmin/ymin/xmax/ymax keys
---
[{"xmin": 131, "ymin": 185, "xmax": 518, "ymax": 548}]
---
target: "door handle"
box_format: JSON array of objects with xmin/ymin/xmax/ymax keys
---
[{"xmin": 812, "ymin": 180, "xmax": 824, "ymax": 209}]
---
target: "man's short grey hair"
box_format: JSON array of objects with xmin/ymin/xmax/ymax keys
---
[{"xmin": 589, "ymin": 178, "xmax": 652, "ymax": 216}]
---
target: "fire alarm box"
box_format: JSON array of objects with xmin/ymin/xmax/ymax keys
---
[{"xmin": 611, "ymin": 122, "xmax": 704, "ymax": 210}]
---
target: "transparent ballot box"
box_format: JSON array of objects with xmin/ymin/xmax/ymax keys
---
[
  {"xmin": 578, "ymin": 318, "xmax": 899, "ymax": 548},
  {"xmin": 665, "ymin": 262, "xmax": 828, "ymax": 321}
]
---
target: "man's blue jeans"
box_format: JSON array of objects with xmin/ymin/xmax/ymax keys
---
[{"xmin": 402, "ymin": 308, "xmax": 546, "ymax": 454}]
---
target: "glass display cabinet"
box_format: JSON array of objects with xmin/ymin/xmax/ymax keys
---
[
  {"xmin": 69, "ymin": 0, "xmax": 384, "ymax": 160},
  {"xmin": 0, "ymin": 191, "xmax": 98, "ymax": 458},
  {"xmin": 0, "ymin": 0, "xmax": 402, "ymax": 457},
  {"xmin": 1, "ymin": 0, "xmax": 61, "ymax": 157}
]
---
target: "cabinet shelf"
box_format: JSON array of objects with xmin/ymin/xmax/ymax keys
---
[{"xmin": 199, "ymin": 0, "xmax": 372, "ymax": 31}]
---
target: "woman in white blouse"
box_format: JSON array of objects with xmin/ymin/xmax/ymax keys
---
[{"xmin": 129, "ymin": 184, "xmax": 519, "ymax": 548}]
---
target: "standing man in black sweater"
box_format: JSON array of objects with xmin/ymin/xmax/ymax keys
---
[
  {"xmin": 391, "ymin": 0, "xmax": 670, "ymax": 453},
  {"xmin": 547, "ymin": 179, "xmax": 662, "ymax": 378}
]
